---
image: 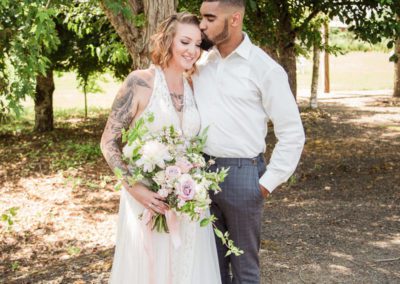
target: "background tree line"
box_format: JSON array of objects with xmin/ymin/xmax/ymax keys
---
[{"xmin": 1, "ymin": 0, "xmax": 399, "ymax": 132}]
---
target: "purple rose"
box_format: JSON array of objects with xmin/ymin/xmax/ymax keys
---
[
  {"xmin": 176, "ymin": 174, "xmax": 196, "ymax": 201},
  {"xmin": 165, "ymin": 166, "xmax": 182, "ymax": 180}
]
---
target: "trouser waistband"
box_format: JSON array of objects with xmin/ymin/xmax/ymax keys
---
[{"xmin": 203, "ymin": 153, "xmax": 264, "ymax": 167}]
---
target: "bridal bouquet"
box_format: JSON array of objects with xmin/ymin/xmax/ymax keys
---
[{"xmin": 115, "ymin": 113, "xmax": 243, "ymax": 256}]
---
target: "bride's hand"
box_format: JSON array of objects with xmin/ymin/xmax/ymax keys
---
[{"xmin": 128, "ymin": 183, "xmax": 169, "ymax": 215}]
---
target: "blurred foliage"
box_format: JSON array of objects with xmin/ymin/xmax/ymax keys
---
[
  {"xmin": 0, "ymin": 0, "xmax": 131, "ymax": 118},
  {"xmin": 0, "ymin": 0, "xmax": 62, "ymax": 116},
  {"xmin": 1, "ymin": 207, "xmax": 19, "ymax": 230},
  {"xmin": 330, "ymin": 28, "xmax": 391, "ymax": 54},
  {"xmin": 179, "ymin": 0, "xmax": 399, "ymax": 57}
]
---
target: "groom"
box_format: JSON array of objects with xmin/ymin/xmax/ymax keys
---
[{"xmin": 193, "ymin": 0, "xmax": 305, "ymax": 283}]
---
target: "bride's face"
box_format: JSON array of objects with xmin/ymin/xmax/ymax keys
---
[{"xmin": 169, "ymin": 23, "xmax": 202, "ymax": 71}]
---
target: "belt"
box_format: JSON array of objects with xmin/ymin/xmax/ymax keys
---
[{"xmin": 203, "ymin": 153, "xmax": 264, "ymax": 167}]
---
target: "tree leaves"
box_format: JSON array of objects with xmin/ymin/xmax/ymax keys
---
[{"xmin": 0, "ymin": 1, "xmax": 60, "ymax": 115}]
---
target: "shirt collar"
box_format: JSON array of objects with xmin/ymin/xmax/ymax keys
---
[
  {"xmin": 206, "ymin": 32, "xmax": 252, "ymax": 62},
  {"xmin": 233, "ymin": 33, "xmax": 252, "ymax": 60}
]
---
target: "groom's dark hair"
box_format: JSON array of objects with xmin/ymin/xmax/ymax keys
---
[{"xmin": 202, "ymin": 0, "xmax": 245, "ymax": 8}]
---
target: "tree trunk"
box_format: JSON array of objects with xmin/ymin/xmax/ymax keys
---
[
  {"xmin": 34, "ymin": 69, "xmax": 54, "ymax": 132},
  {"xmin": 274, "ymin": 0, "xmax": 297, "ymax": 98},
  {"xmin": 394, "ymin": 38, "xmax": 400, "ymax": 98},
  {"xmin": 101, "ymin": 0, "xmax": 176, "ymax": 70},
  {"xmin": 261, "ymin": 46, "xmax": 279, "ymax": 63},
  {"xmin": 324, "ymin": 21, "xmax": 330, "ymax": 94},
  {"xmin": 310, "ymin": 42, "xmax": 321, "ymax": 109},
  {"xmin": 278, "ymin": 42, "xmax": 297, "ymax": 99}
]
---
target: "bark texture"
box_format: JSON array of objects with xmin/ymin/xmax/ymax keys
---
[
  {"xmin": 394, "ymin": 38, "xmax": 400, "ymax": 98},
  {"xmin": 101, "ymin": 0, "xmax": 176, "ymax": 69},
  {"xmin": 34, "ymin": 69, "xmax": 54, "ymax": 132},
  {"xmin": 310, "ymin": 43, "xmax": 321, "ymax": 109}
]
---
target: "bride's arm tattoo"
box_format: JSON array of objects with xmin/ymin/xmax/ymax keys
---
[{"xmin": 100, "ymin": 73, "xmax": 150, "ymax": 183}]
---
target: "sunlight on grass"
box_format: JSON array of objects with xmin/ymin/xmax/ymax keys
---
[
  {"xmin": 21, "ymin": 72, "xmax": 121, "ymax": 110},
  {"xmin": 0, "ymin": 107, "xmax": 109, "ymax": 134},
  {"xmin": 13, "ymin": 51, "xmax": 395, "ymax": 116},
  {"xmin": 297, "ymin": 51, "xmax": 393, "ymax": 91}
]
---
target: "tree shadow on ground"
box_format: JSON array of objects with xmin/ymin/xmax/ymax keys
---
[
  {"xmin": 260, "ymin": 99, "xmax": 400, "ymax": 283},
  {"xmin": 5, "ymin": 248, "xmax": 114, "ymax": 284},
  {"xmin": 1, "ymin": 96, "xmax": 400, "ymax": 283},
  {"xmin": 1, "ymin": 222, "xmax": 114, "ymax": 284}
]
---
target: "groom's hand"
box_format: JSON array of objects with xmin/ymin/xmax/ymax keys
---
[{"xmin": 259, "ymin": 184, "xmax": 270, "ymax": 198}]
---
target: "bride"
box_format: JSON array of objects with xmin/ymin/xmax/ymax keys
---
[{"xmin": 100, "ymin": 12, "xmax": 221, "ymax": 284}]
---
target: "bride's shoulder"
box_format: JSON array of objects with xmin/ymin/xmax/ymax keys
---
[{"xmin": 126, "ymin": 68, "xmax": 155, "ymax": 89}]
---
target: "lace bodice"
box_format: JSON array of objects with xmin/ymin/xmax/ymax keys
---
[{"xmin": 136, "ymin": 65, "xmax": 201, "ymax": 139}]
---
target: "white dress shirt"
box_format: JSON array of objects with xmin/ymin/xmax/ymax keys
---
[{"xmin": 193, "ymin": 33, "xmax": 305, "ymax": 192}]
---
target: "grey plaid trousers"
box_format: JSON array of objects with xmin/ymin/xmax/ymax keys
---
[{"xmin": 208, "ymin": 154, "xmax": 266, "ymax": 284}]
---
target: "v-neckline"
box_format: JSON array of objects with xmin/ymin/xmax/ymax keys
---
[{"xmin": 158, "ymin": 66, "xmax": 186, "ymax": 132}]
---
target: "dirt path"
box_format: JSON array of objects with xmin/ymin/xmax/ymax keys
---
[
  {"xmin": 261, "ymin": 93, "xmax": 400, "ymax": 283},
  {"xmin": 1, "ymin": 94, "xmax": 399, "ymax": 283}
]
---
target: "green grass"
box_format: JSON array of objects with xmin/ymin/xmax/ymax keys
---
[
  {"xmin": 0, "ymin": 106, "xmax": 109, "ymax": 135},
  {"xmin": 330, "ymin": 28, "xmax": 390, "ymax": 53},
  {"xmin": 49, "ymin": 140, "xmax": 102, "ymax": 170},
  {"xmin": 297, "ymin": 51, "xmax": 394, "ymax": 91},
  {"xmin": 8, "ymin": 51, "xmax": 391, "ymax": 115}
]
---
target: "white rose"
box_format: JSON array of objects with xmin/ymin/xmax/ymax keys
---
[
  {"xmin": 136, "ymin": 140, "xmax": 172, "ymax": 172},
  {"xmin": 153, "ymin": 170, "xmax": 166, "ymax": 185},
  {"xmin": 194, "ymin": 183, "xmax": 208, "ymax": 201}
]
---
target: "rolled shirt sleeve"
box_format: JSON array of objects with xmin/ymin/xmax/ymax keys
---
[{"xmin": 259, "ymin": 66, "xmax": 305, "ymax": 192}]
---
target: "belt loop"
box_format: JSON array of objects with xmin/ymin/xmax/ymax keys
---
[{"xmin": 238, "ymin": 158, "xmax": 242, "ymax": 168}]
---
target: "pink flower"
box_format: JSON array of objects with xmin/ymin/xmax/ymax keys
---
[
  {"xmin": 175, "ymin": 158, "xmax": 193, "ymax": 174},
  {"xmin": 176, "ymin": 174, "xmax": 196, "ymax": 201},
  {"xmin": 165, "ymin": 166, "xmax": 182, "ymax": 180}
]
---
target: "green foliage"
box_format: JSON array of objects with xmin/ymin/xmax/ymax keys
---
[
  {"xmin": 330, "ymin": 28, "xmax": 390, "ymax": 53},
  {"xmin": 178, "ymin": 0, "xmax": 201, "ymax": 14},
  {"xmin": 244, "ymin": 1, "xmax": 398, "ymax": 53},
  {"xmin": 50, "ymin": 141, "xmax": 102, "ymax": 170},
  {"xmin": 213, "ymin": 227, "xmax": 243, "ymax": 256},
  {"xmin": 288, "ymin": 175, "xmax": 297, "ymax": 186},
  {"xmin": 180, "ymin": 1, "xmax": 399, "ymax": 60},
  {"xmin": 0, "ymin": 0, "xmax": 132, "ymax": 120},
  {"xmin": 0, "ymin": 0, "xmax": 61, "ymax": 115},
  {"xmin": 1, "ymin": 207, "xmax": 19, "ymax": 230},
  {"xmin": 122, "ymin": 113, "xmax": 153, "ymax": 145},
  {"xmin": 103, "ymin": 0, "xmax": 146, "ymax": 27},
  {"xmin": 61, "ymin": 1, "xmax": 132, "ymax": 80},
  {"xmin": 11, "ymin": 261, "xmax": 20, "ymax": 272},
  {"xmin": 200, "ymin": 214, "xmax": 216, "ymax": 227},
  {"xmin": 67, "ymin": 245, "xmax": 81, "ymax": 255},
  {"xmin": 103, "ymin": 0, "xmax": 135, "ymax": 22}
]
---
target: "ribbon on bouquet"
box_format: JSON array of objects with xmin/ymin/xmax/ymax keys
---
[
  {"xmin": 165, "ymin": 210, "xmax": 182, "ymax": 248},
  {"xmin": 141, "ymin": 209, "xmax": 182, "ymax": 284}
]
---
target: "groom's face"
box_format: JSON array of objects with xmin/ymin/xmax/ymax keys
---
[{"xmin": 199, "ymin": 2, "xmax": 230, "ymax": 47}]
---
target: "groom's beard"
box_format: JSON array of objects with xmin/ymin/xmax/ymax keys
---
[
  {"xmin": 200, "ymin": 19, "xmax": 229, "ymax": 51},
  {"xmin": 200, "ymin": 33, "xmax": 214, "ymax": 51}
]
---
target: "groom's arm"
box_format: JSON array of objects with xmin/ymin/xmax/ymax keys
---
[{"xmin": 259, "ymin": 66, "xmax": 305, "ymax": 193}]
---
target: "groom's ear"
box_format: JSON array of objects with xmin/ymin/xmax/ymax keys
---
[{"xmin": 230, "ymin": 11, "xmax": 242, "ymax": 27}]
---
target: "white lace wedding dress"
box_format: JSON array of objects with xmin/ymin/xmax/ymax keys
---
[{"xmin": 109, "ymin": 65, "xmax": 221, "ymax": 284}]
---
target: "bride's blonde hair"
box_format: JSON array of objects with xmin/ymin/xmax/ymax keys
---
[{"xmin": 150, "ymin": 12, "xmax": 200, "ymax": 75}]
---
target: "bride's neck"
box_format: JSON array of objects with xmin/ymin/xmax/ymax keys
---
[{"xmin": 163, "ymin": 64, "xmax": 184, "ymax": 90}]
